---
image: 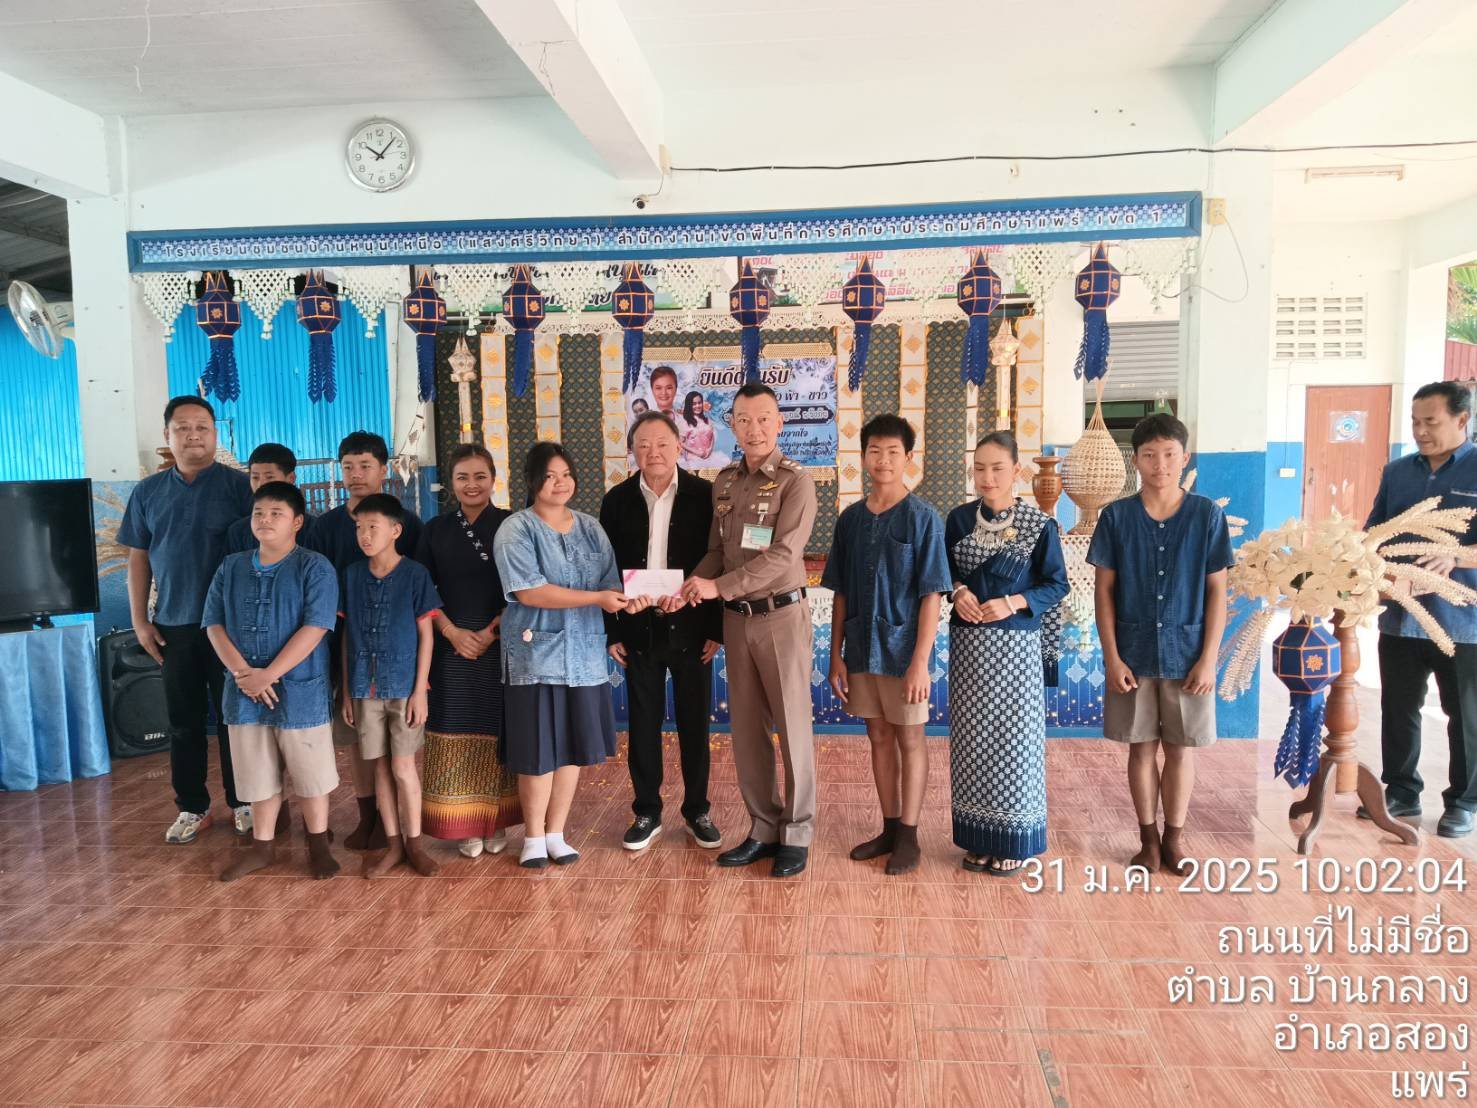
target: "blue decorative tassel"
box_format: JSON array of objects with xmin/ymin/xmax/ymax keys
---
[
  {"xmin": 308, "ymin": 331, "xmax": 336, "ymax": 403},
  {"xmin": 622, "ymin": 329, "xmax": 645, "ymax": 393},
  {"xmin": 205, "ymin": 341, "xmax": 239, "ymax": 402},
  {"xmin": 960, "ymin": 314, "xmax": 991, "ymax": 386},
  {"xmin": 1274, "ymin": 693, "xmax": 1326, "ymax": 788},
  {"xmin": 847, "ymin": 322, "xmax": 872, "ymax": 392},
  {"xmin": 1074, "ymin": 311, "xmax": 1111, "ymax": 381},
  {"xmin": 512, "ymin": 329, "xmax": 535, "ymax": 398},
  {"xmin": 740, "ymin": 328, "xmax": 762, "ymax": 382},
  {"xmin": 416, "ymin": 333, "xmax": 436, "ymax": 403}
]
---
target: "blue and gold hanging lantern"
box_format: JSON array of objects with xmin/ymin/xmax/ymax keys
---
[
  {"xmin": 1271, "ymin": 618, "xmax": 1341, "ymax": 787},
  {"xmin": 195, "ymin": 270, "xmax": 242, "ymax": 402},
  {"xmin": 502, "ymin": 263, "xmax": 545, "ymax": 398},
  {"xmin": 612, "ymin": 262, "xmax": 655, "ymax": 392},
  {"xmin": 296, "ymin": 270, "xmax": 341, "ymax": 404},
  {"xmin": 1073, "ymin": 243, "xmax": 1122, "ymax": 381},
  {"xmin": 729, "ymin": 260, "xmax": 770, "ymax": 382},
  {"xmin": 841, "ymin": 257, "xmax": 886, "ymax": 391},
  {"xmin": 956, "ymin": 250, "xmax": 1001, "ymax": 386},
  {"xmin": 402, "ymin": 270, "xmax": 446, "ymax": 403}
]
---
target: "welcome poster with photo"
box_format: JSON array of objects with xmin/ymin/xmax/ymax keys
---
[{"xmin": 622, "ymin": 353, "xmax": 838, "ymax": 470}]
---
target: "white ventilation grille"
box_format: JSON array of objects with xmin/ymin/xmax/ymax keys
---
[{"xmin": 1274, "ymin": 294, "xmax": 1366, "ymax": 361}]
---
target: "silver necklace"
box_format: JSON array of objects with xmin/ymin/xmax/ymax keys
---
[{"xmin": 973, "ymin": 500, "xmax": 1019, "ymax": 552}]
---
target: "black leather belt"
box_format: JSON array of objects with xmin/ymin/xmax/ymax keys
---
[{"xmin": 725, "ymin": 588, "xmax": 807, "ymax": 616}]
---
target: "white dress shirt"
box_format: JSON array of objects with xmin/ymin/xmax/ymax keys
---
[{"xmin": 639, "ymin": 474, "xmax": 678, "ymax": 570}]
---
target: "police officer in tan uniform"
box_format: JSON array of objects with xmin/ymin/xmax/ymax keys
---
[{"xmin": 683, "ymin": 382, "xmax": 818, "ymax": 877}]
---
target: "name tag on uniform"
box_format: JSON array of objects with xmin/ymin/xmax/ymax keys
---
[{"xmin": 741, "ymin": 524, "xmax": 774, "ymax": 551}]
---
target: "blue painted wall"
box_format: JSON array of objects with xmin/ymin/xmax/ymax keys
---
[
  {"xmin": 0, "ymin": 314, "xmax": 83, "ymax": 481},
  {"xmin": 1263, "ymin": 440, "xmax": 1303, "ymax": 530},
  {"xmin": 166, "ymin": 301, "xmax": 391, "ymax": 462}
]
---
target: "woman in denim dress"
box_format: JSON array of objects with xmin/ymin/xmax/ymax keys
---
[{"xmin": 494, "ymin": 443, "xmax": 648, "ymax": 868}]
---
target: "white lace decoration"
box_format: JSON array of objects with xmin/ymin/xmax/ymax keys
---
[
  {"xmin": 135, "ymin": 272, "xmax": 195, "ymax": 341},
  {"xmin": 233, "ymin": 268, "xmax": 296, "ymax": 338},
  {"xmin": 337, "ymin": 265, "xmax": 405, "ymax": 338}
]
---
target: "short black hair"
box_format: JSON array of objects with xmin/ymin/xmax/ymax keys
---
[
  {"xmin": 976, "ymin": 430, "xmax": 1019, "ymax": 463},
  {"xmin": 1414, "ymin": 381, "xmax": 1473, "ymax": 417},
  {"xmin": 338, "ymin": 430, "xmax": 389, "ymax": 464},
  {"xmin": 627, "ymin": 410, "xmax": 680, "ymax": 450},
  {"xmin": 446, "ymin": 443, "xmax": 496, "ymax": 477},
  {"xmin": 861, "ymin": 413, "xmax": 916, "ymax": 453},
  {"xmin": 352, "ymin": 492, "xmax": 405, "ymax": 525},
  {"xmin": 253, "ymin": 480, "xmax": 305, "ymax": 519},
  {"xmin": 247, "ymin": 442, "xmax": 297, "ymax": 473},
  {"xmin": 524, "ymin": 441, "xmax": 577, "ymax": 505},
  {"xmin": 649, "ymin": 365, "xmax": 678, "ymax": 387},
  {"xmin": 734, "ymin": 382, "xmax": 779, "ymax": 405},
  {"xmin": 1131, "ymin": 413, "xmax": 1189, "ymax": 453},
  {"xmin": 164, "ymin": 395, "xmax": 214, "ymax": 425}
]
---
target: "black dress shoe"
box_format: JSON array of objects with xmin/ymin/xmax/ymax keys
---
[
  {"xmin": 1438, "ymin": 808, "xmax": 1474, "ymax": 838},
  {"xmin": 717, "ymin": 838, "xmax": 779, "ymax": 867},
  {"xmin": 1356, "ymin": 802, "xmax": 1421, "ymax": 821},
  {"xmin": 771, "ymin": 845, "xmax": 808, "ymax": 878}
]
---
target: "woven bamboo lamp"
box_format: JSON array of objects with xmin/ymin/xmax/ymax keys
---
[{"xmin": 1062, "ymin": 380, "xmax": 1125, "ymax": 535}]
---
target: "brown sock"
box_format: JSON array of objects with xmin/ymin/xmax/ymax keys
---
[
  {"xmin": 345, "ymin": 797, "xmax": 379, "ymax": 850},
  {"xmin": 306, "ymin": 830, "xmax": 340, "ymax": 880},
  {"xmin": 1129, "ymin": 823, "xmax": 1161, "ymax": 872},
  {"xmin": 403, "ymin": 834, "xmax": 441, "ymax": 877},
  {"xmin": 884, "ymin": 823, "xmax": 920, "ymax": 876},
  {"xmin": 221, "ymin": 838, "xmax": 276, "ymax": 882},
  {"xmin": 363, "ymin": 834, "xmax": 405, "ymax": 879},
  {"xmin": 274, "ymin": 802, "xmax": 290, "ymax": 836},
  {"xmin": 850, "ymin": 816, "xmax": 900, "ymax": 861},
  {"xmin": 1160, "ymin": 825, "xmax": 1189, "ymax": 877}
]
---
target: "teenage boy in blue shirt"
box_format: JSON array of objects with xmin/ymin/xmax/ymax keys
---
[
  {"xmin": 307, "ymin": 430, "xmax": 423, "ymax": 850},
  {"xmin": 226, "ymin": 443, "xmax": 314, "ymax": 554},
  {"xmin": 341, "ymin": 494, "xmax": 444, "ymax": 877},
  {"xmin": 824, "ymin": 414, "xmax": 951, "ymax": 875},
  {"xmin": 1089, "ymin": 414, "xmax": 1233, "ymax": 877},
  {"xmin": 203, "ymin": 482, "xmax": 341, "ymax": 881}
]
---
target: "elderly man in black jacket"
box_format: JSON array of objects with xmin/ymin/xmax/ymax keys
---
[{"xmin": 601, "ymin": 410, "xmax": 724, "ymax": 850}]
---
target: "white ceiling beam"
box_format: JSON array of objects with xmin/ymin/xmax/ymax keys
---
[
  {"xmin": 1212, "ymin": 0, "xmax": 1469, "ymax": 146},
  {"xmin": 1406, "ymin": 188, "xmax": 1477, "ymax": 271},
  {"xmin": 0, "ymin": 70, "xmax": 114, "ymax": 198},
  {"xmin": 473, "ymin": 0, "xmax": 663, "ymax": 180}
]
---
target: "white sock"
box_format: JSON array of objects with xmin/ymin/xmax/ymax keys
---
[
  {"xmin": 520, "ymin": 836, "xmax": 548, "ymax": 864},
  {"xmin": 545, "ymin": 832, "xmax": 578, "ymax": 860}
]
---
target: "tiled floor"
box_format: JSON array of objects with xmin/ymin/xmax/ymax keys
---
[{"xmin": 1, "ymin": 669, "xmax": 1473, "ymax": 1107}]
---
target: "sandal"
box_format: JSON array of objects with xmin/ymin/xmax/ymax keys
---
[
  {"xmin": 984, "ymin": 857, "xmax": 1025, "ymax": 878},
  {"xmin": 961, "ymin": 853, "xmax": 990, "ymax": 872}
]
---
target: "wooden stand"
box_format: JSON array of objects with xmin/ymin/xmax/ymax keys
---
[{"xmin": 1287, "ymin": 614, "xmax": 1420, "ymax": 853}]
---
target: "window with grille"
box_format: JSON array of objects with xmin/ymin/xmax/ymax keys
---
[{"xmin": 1273, "ymin": 294, "xmax": 1366, "ymax": 361}]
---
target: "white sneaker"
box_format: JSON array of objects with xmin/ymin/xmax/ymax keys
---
[
  {"xmin": 458, "ymin": 837, "xmax": 485, "ymax": 858},
  {"xmin": 485, "ymin": 829, "xmax": 509, "ymax": 855},
  {"xmin": 165, "ymin": 811, "xmax": 212, "ymax": 845},
  {"xmin": 232, "ymin": 806, "xmax": 253, "ymax": 836}
]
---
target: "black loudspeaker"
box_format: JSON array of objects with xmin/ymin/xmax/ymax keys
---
[{"xmin": 98, "ymin": 629, "xmax": 170, "ymax": 758}]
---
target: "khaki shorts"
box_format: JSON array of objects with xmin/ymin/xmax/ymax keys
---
[
  {"xmin": 845, "ymin": 671, "xmax": 930, "ymax": 727},
  {"xmin": 354, "ymin": 698, "xmax": 425, "ymax": 759},
  {"xmin": 1105, "ymin": 678, "xmax": 1218, "ymax": 748},
  {"xmin": 231, "ymin": 723, "xmax": 340, "ymax": 802}
]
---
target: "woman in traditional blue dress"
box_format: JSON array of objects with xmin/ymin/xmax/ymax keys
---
[{"xmin": 945, "ymin": 431, "xmax": 1068, "ymax": 876}]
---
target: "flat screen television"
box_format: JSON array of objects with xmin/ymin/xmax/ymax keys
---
[{"xmin": 0, "ymin": 478, "xmax": 100, "ymax": 628}]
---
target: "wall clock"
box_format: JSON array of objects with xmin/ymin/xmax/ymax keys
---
[{"xmin": 346, "ymin": 118, "xmax": 414, "ymax": 192}]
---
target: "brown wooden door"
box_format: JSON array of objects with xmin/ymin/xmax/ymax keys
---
[{"xmin": 1303, "ymin": 385, "xmax": 1393, "ymax": 522}]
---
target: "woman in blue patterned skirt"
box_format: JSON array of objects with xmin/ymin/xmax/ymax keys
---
[{"xmin": 945, "ymin": 431, "xmax": 1068, "ymax": 876}]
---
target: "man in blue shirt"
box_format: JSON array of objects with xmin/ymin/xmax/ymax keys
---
[
  {"xmin": 824, "ymin": 414, "xmax": 951, "ymax": 875},
  {"xmin": 306, "ymin": 430, "xmax": 423, "ymax": 851},
  {"xmin": 1363, "ymin": 381, "xmax": 1477, "ymax": 838},
  {"xmin": 118, "ymin": 396, "xmax": 253, "ymax": 845}
]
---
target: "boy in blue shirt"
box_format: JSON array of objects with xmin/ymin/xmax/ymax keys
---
[
  {"xmin": 341, "ymin": 494, "xmax": 443, "ymax": 877},
  {"xmin": 203, "ymin": 482, "xmax": 341, "ymax": 881},
  {"xmin": 226, "ymin": 443, "xmax": 314, "ymax": 554},
  {"xmin": 307, "ymin": 430, "xmax": 423, "ymax": 851},
  {"xmin": 824, "ymin": 415, "xmax": 951, "ymax": 874},
  {"xmin": 1089, "ymin": 414, "xmax": 1233, "ymax": 877}
]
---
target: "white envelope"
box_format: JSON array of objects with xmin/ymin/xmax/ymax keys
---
[{"xmin": 622, "ymin": 568, "xmax": 684, "ymax": 597}]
